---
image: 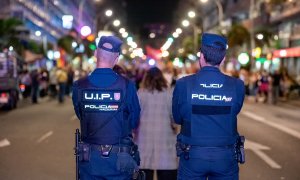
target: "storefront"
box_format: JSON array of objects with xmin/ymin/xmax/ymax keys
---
[{"xmin": 273, "ymin": 47, "xmax": 300, "ymax": 77}]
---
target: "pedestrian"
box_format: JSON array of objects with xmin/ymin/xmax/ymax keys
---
[
  {"xmin": 49, "ymin": 67, "xmax": 57, "ymax": 98},
  {"xmin": 30, "ymin": 69, "xmax": 40, "ymax": 104},
  {"xmin": 20, "ymin": 70, "xmax": 32, "ymax": 98},
  {"xmin": 271, "ymin": 70, "xmax": 282, "ymax": 104},
  {"xmin": 56, "ymin": 67, "xmax": 68, "ymax": 103},
  {"xmin": 258, "ymin": 70, "xmax": 269, "ymax": 103},
  {"xmin": 72, "ymin": 36, "xmax": 141, "ymax": 180},
  {"xmin": 135, "ymin": 67, "xmax": 178, "ymax": 180},
  {"xmin": 66, "ymin": 66, "xmax": 74, "ymax": 96},
  {"xmin": 172, "ymin": 33, "xmax": 245, "ymax": 180}
]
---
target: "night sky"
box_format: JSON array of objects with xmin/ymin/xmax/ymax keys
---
[{"xmin": 108, "ymin": 0, "xmax": 180, "ymax": 40}]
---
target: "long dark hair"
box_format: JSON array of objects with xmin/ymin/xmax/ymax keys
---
[{"xmin": 141, "ymin": 67, "xmax": 168, "ymax": 92}]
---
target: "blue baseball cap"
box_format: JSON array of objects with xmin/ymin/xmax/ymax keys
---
[
  {"xmin": 97, "ymin": 36, "xmax": 122, "ymax": 53},
  {"xmin": 201, "ymin": 33, "xmax": 227, "ymax": 65}
]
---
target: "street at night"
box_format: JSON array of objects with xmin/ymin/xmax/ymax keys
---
[
  {"xmin": 1, "ymin": 0, "xmax": 300, "ymax": 179},
  {"xmin": 0, "ymin": 98, "xmax": 299, "ymax": 180}
]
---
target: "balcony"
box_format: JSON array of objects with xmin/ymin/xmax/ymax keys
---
[{"xmin": 269, "ymin": 1, "xmax": 300, "ymax": 23}]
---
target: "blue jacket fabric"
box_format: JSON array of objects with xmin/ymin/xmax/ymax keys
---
[
  {"xmin": 172, "ymin": 66, "xmax": 245, "ymax": 147},
  {"xmin": 72, "ymin": 68, "xmax": 140, "ymax": 145}
]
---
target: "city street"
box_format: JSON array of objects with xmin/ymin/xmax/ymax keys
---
[{"xmin": 0, "ymin": 98, "xmax": 299, "ymax": 180}]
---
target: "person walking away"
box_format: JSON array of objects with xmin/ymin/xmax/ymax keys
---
[
  {"xmin": 271, "ymin": 70, "xmax": 282, "ymax": 104},
  {"xmin": 56, "ymin": 67, "xmax": 68, "ymax": 103},
  {"xmin": 30, "ymin": 69, "xmax": 40, "ymax": 104},
  {"xmin": 173, "ymin": 33, "xmax": 245, "ymax": 180},
  {"xmin": 135, "ymin": 67, "xmax": 178, "ymax": 180},
  {"xmin": 49, "ymin": 67, "xmax": 57, "ymax": 98},
  {"xmin": 72, "ymin": 36, "xmax": 141, "ymax": 179}
]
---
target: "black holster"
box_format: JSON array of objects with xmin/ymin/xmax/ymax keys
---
[
  {"xmin": 235, "ymin": 136, "xmax": 245, "ymax": 164},
  {"xmin": 176, "ymin": 141, "xmax": 191, "ymax": 160},
  {"xmin": 78, "ymin": 143, "xmax": 91, "ymax": 162}
]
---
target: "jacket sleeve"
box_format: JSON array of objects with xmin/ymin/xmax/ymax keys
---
[
  {"xmin": 72, "ymin": 81, "xmax": 81, "ymax": 120},
  {"xmin": 172, "ymin": 80, "xmax": 184, "ymax": 125},
  {"xmin": 236, "ymin": 79, "xmax": 245, "ymax": 114},
  {"xmin": 127, "ymin": 81, "xmax": 141, "ymax": 129}
]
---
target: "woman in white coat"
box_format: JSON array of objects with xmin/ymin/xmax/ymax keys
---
[{"xmin": 135, "ymin": 67, "xmax": 178, "ymax": 180}]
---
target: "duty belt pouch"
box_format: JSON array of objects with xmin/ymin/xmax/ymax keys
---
[
  {"xmin": 79, "ymin": 143, "xmax": 90, "ymax": 162},
  {"xmin": 235, "ymin": 136, "xmax": 245, "ymax": 164},
  {"xmin": 101, "ymin": 145, "xmax": 112, "ymax": 157}
]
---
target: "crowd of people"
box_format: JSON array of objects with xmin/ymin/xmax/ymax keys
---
[{"xmin": 18, "ymin": 66, "xmax": 75, "ymax": 104}]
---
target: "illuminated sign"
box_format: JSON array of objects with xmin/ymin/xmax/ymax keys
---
[{"xmin": 273, "ymin": 47, "xmax": 300, "ymax": 58}]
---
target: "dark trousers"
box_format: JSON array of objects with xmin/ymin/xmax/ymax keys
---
[
  {"xmin": 58, "ymin": 83, "xmax": 66, "ymax": 103},
  {"xmin": 177, "ymin": 147, "xmax": 238, "ymax": 180},
  {"xmin": 141, "ymin": 169, "xmax": 177, "ymax": 180},
  {"xmin": 79, "ymin": 150, "xmax": 132, "ymax": 180},
  {"xmin": 31, "ymin": 85, "xmax": 39, "ymax": 103}
]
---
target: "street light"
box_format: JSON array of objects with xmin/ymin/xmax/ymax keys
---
[
  {"xmin": 256, "ymin": 34, "xmax": 264, "ymax": 40},
  {"xmin": 188, "ymin": 11, "xmax": 196, "ymax": 18},
  {"xmin": 113, "ymin": 19, "xmax": 121, "ymax": 27},
  {"xmin": 105, "ymin": 9, "xmax": 113, "ymax": 17},
  {"xmin": 149, "ymin": 33, "xmax": 156, "ymax": 39},
  {"xmin": 122, "ymin": 32, "xmax": 128, "ymax": 38},
  {"xmin": 35, "ymin": 30, "xmax": 41, "ymax": 37},
  {"xmin": 182, "ymin": 20, "xmax": 190, "ymax": 27},
  {"xmin": 172, "ymin": 32, "xmax": 179, "ymax": 38},
  {"xmin": 119, "ymin": 28, "xmax": 126, "ymax": 34},
  {"xmin": 176, "ymin": 28, "xmax": 182, "ymax": 34}
]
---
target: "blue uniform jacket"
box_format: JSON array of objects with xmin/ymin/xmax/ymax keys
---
[
  {"xmin": 72, "ymin": 68, "xmax": 141, "ymax": 133},
  {"xmin": 172, "ymin": 66, "xmax": 245, "ymax": 146}
]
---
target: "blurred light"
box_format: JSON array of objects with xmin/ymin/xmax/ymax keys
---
[
  {"xmin": 113, "ymin": 19, "xmax": 121, "ymax": 27},
  {"xmin": 279, "ymin": 50, "xmax": 287, "ymax": 57},
  {"xmin": 238, "ymin": 53, "xmax": 250, "ymax": 65},
  {"xmin": 254, "ymin": 47, "xmax": 262, "ymax": 58},
  {"xmin": 176, "ymin": 28, "xmax": 183, "ymax": 34},
  {"xmin": 148, "ymin": 59, "xmax": 156, "ymax": 66},
  {"xmin": 122, "ymin": 49, "xmax": 127, "ymax": 54},
  {"xmin": 98, "ymin": 31, "xmax": 113, "ymax": 38},
  {"xmin": 200, "ymin": 0, "xmax": 208, "ymax": 3},
  {"xmin": 162, "ymin": 51, "xmax": 169, "ymax": 57},
  {"xmin": 188, "ymin": 54, "xmax": 197, "ymax": 61},
  {"xmin": 274, "ymin": 35, "xmax": 279, "ymax": 40},
  {"xmin": 272, "ymin": 58, "xmax": 280, "ymax": 65},
  {"xmin": 9, "ymin": 46, "xmax": 13, "ymax": 51},
  {"xmin": 197, "ymin": 52, "xmax": 200, "ymax": 57},
  {"xmin": 54, "ymin": 51, "xmax": 60, "ymax": 59},
  {"xmin": 88, "ymin": 57, "xmax": 96, "ymax": 64},
  {"xmin": 72, "ymin": 41, "xmax": 78, "ymax": 48},
  {"xmin": 172, "ymin": 32, "xmax": 179, "ymax": 38},
  {"xmin": 53, "ymin": 0, "xmax": 59, "ymax": 5},
  {"xmin": 127, "ymin": 36, "xmax": 133, "ymax": 43},
  {"xmin": 47, "ymin": 50, "xmax": 54, "ymax": 59},
  {"xmin": 80, "ymin": 26, "xmax": 91, "ymax": 36},
  {"xmin": 130, "ymin": 53, "xmax": 135, "ymax": 59},
  {"xmin": 122, "ymin": 32, "xmax": 128, "ymax": 38},
  {"xmin": 188, "ymin": 11, "xmax": 196, "ymax": 18},
  {"xmin": 264, "ymin": 60, "xmax": 271, "ymax": 69},
  {"xmin": 105, "ymin": 9, "xmax": 113, "ymax": 17},
  {"xmin": 256, "ymin": 61, "xmax": 261, "ymax": 69},
  {"xmin": 119, "ymin": 28, "xmax": 126, "ymax": 34},
  {"xmin": 182, "ymin": 20, "xmax": 190, "ymax": 27},
  {"xmin": 62, "ymin": 15, "xmax": 73, "ymax": 29},
  {"xmin": 35, "ymin": 30, "xmax": 41, "ymax": 37},
  {"xmin": 256, "ymin": 34, "xmax": 264, "ymax": 40},
  {"xmin": 149, "ymin": 33, "xmax": 156, "ymax": 39},
  {"xmin": 88, "ymin": 44, "xmax": 97, "ymax": 50},
  {"xmin": 178, "ymin": 48, "xmax": 184, "ymax": 54},
  {"xmin": 131, "ymin": 42, "xmax": 137, "ymax": 48},
  {"xmin": 87, "ymin": 34, "xmax": 95, "ymax": 41},
  {"xmin": 161, "ymin": 37, "xmax": 174, "ymax": 51},
  {"xmin": 173, "ymin": 57, "xmax": 183, "ymax": 68}
]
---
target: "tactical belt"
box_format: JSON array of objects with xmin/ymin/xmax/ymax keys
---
[{"xmin": 90, "ymin": 144, "xmax": 132, "ymax": 154}]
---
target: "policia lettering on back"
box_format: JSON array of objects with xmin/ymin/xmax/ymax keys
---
[{"xmin": 172, "ymin": 33, "xmax": 246, "ymax": 180}]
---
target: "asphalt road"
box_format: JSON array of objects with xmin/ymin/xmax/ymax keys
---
[{"xmin": 0, "ymin": 97, "xmax": 299, "ymax": 180}]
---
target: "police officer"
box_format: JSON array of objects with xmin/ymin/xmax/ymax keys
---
[
  {"xmin": 172, "ymin": 33, "xmax": 245, "ymax": 180},
  {"xmin": 72, "ymin": 36, "xmax": 141, "ymax": 180}
]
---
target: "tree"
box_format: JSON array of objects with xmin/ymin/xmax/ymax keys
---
[
  {"xmin": 227, "ymin": 24, "xmax": 250, "ymax": 48},
  {"xmin": 0, "ymin": 18, "xmax": 24, "ymax": 53}
]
